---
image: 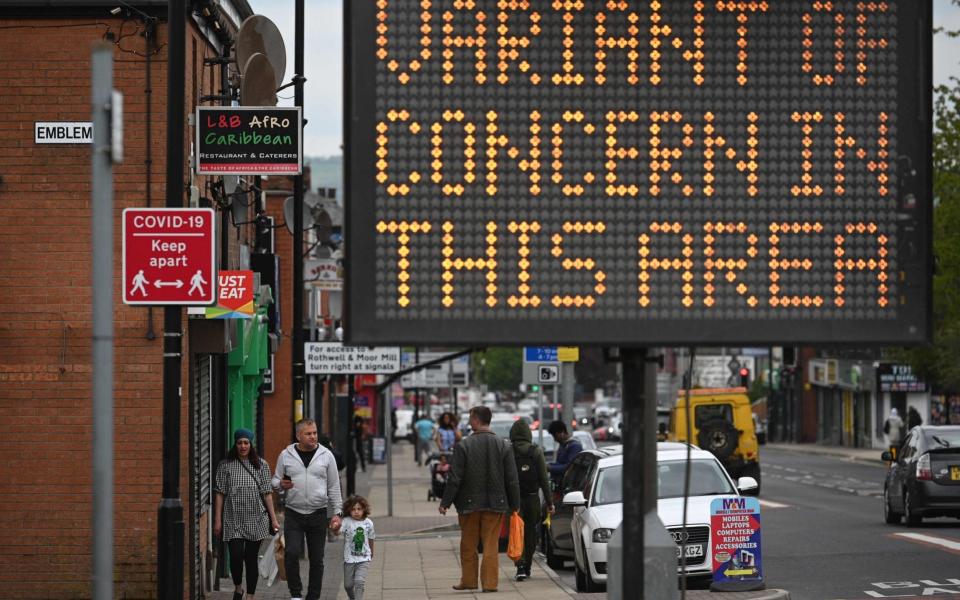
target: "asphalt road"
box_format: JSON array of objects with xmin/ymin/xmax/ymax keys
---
[{"xmin": 549, "ymin": 446, "xmax": 960, "ymax": 599}]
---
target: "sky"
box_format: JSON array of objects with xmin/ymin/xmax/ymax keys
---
[{"xmin": 249, "ymin": 0, "xmax": 960, "ymax": 158}]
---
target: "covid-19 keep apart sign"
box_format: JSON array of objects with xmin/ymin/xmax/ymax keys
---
[{"xmin": 346, "ymin": 0, "xmax": 931, "ymax": 345}]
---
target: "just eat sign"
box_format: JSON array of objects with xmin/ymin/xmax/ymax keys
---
[{"xmin": 122, "ymin": 208, "xmax": 216, "ymax": 306}]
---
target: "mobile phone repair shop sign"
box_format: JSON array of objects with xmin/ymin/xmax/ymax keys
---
[
  {"xmin": 196, "ymin": 107, "xmax": 302, "ymax": 175},
  {"xmin": 711, "ymin": 496, "xmax": 763, "ymax": 589},
  {"xmin": 346, "ymin": 0, "xmax": 932, "ymax": 346}
]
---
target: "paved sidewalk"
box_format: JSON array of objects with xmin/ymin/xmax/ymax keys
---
[
  {"xmin": 209, "ymin": 442, "xmax": 575, "ymax": 599},
  {"xmin": 765, "ymin": 442, "xmax": 884, "ymax": 465}
]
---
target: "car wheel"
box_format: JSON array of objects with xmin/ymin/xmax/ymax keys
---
[
  {"xmin": 545, "ymin": 536, "xmax": 565, "ymax": 570},
  {"xmin": 883, "ymin": 485, "xmax": 902, "ymax": 524},
  {"xmin": 574, "ymin": 562, "xmax": 587, "ymax": 591},
  {"xmin": 904, "ymin": 488, "xmax": 922, "ymax": 526},
  {"xmin": 581, "ymin": 543, "xmax": 604, "ymax": 592},
  {"xmin": 697, "ymin": 419, "xmax": 740, "ymax": 461}
]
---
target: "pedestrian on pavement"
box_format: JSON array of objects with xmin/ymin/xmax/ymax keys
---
[
  {"xmin": 414, "ymin": 413, "xmax": 435, "ymax": 466},
  {"xmin": 884, "ymin": 408, "xmax": 904, "ymax": 450},
  {"xmin": 272, "ymin": 419, "xmax": 344, "ymax": 600},
  {"xmin": 337, "ymin": 495, "xmax": 376, "ymax": 600},
  {"xmin": 435, "ymin": 411, "xmax": 462, "ymax": 453},
  {"xmin": 353, "ymin": 415, "xmax": 368, "ymax": 472},
  {"xmin": 213, "ymin": 428, "xmax": 281, "ymax": 600},
  {"xmin": 547, "ymin": 420, "xmax": 583, "ymax": 486},
  {"xmin": 509, "ymin": 419, "xmax": 554, "ymax": 582},
  {"xmin": 907, "ymin": 406, "xmax": 923, "ymax": 431},
  {"xmin": 439, "ymin": 406, "xmax": 521, "ymax": 593}
]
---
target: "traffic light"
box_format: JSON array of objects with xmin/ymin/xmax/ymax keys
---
[
  {"xmin": 530, "ymin": 384, "xmax": 540, "ymax": 392},
  {"xmin": 739, "ymin": 368, "xmax": 751, "ymax": 388}
]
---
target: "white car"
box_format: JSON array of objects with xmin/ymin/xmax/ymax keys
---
[{"xmin": 559, "ymin": 442, "xmax": 758, "ymax": 592}]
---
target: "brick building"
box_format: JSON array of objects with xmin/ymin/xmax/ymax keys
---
[{"xmin": 0, "ymin": 1, "xmax": 290, "ymax": 598}]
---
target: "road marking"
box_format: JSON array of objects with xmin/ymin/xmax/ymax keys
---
[
  {"xmin": 892, "ymin": 532, "xmax": 960, "ymax": 557},
  {"xmin": 758, "ymin": 499, "xmax": 790, "ymax": 508}
]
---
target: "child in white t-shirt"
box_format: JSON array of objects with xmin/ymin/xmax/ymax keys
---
[{"xmin": 338, "ymin": 495, "xmax": 376, "ymax": 600}]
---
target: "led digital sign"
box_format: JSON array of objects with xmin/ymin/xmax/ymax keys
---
[{"xmin": 346, "ymin": 0, "xmax": 931, "ymax": 345}]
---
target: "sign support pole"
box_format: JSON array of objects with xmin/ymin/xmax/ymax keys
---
[
  {"xmin": 621, "ymin": 347, "xmax": 665, "ymax": 598},
  {"xmin": 292, "ymin": 0, "xmax": 306, "ymax": 439},
  {"xmin": 91, "ymin": 42, "xmax": 114, "ymax": 600},
  {"xmin": 158, "ymin": 1, "xmax": 185, "ymax": 597}
]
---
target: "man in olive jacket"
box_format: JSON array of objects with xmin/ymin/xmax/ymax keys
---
[
  {"xmin": 440, "ymin": 406, "xmax": 521, "ymax": 592},
  {"xmin": 509, "ymin": 419, "xmax": 554, "ymax": 581}
]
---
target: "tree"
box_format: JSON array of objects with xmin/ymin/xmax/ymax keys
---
[
  {"xmin": 478, "ymin": 347, "xmax": 522, "ymax": 392},
  {"xmin": 897, "ymin": 36, "xmax": 960, "ymax": 391}
]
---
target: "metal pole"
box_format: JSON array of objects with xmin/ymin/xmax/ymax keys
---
[
  {"xmin": 448, "ymin": 359, "xmax": 455, "ymax": 416},
  {"xmin": 347, "ymin": 380, "xmax": 356, "ymax": 496},
  {"xmin": 91, "ymin": 42, "xmax": 114, "ymax": 600},
  {"xmin": 159, "ymin": 1, "xmax": 186, "ymax": 597},
  {"xmin": 292, "ymin": 0, "xmax": 306, "ymax": 439},
  {"xmin": 538, "ymin": 386, "xmax": 544, "ymax": 448},
  {"xmin": 386, "ymin": 387, "xmax": 394, "ymax": 516},
  {"xmin": 621, "ymin": 347, "xmax": 658, "ymax": 599},
  {"xmin": 552, "ymin": 384, "xmax": 558, "ymax": 422}
]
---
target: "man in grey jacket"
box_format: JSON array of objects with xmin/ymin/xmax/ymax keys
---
[
  {"xmin": 440, "ymin": 406, "xmax": 521, "ymax": 593},
  {"xmin": 273, "ymin": 419, "xmax": 343, "ymax": 600}
]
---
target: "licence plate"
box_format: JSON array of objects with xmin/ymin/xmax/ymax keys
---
[
  {"xmin": 951, "ymin": 466, "xmax": 960, "ymax": 481},
  {"xmin": 676, "ymin": 544, "xmax": 704, "ymax": 559}
]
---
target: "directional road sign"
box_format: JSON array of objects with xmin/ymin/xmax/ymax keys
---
[{"xmin": 122, "ymin": 208, "xmax": 216, "ymax": 306}]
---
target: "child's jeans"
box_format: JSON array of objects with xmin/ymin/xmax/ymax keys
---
[{"xmin": 344, "ymin": 561, "xmax": 371, "ymax": 600}]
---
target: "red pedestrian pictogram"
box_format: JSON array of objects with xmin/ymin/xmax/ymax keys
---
[{"xmin": 122, "ymin": 208, "xmax": 216, "ymax": 306}]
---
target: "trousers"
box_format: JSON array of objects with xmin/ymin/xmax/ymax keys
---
[
  {"xmin": 458, "ymin": 511, "xmax": 504, "ymax": 590},
  {"xmin": 343, "ymin": 561, "xmax": 370, "ymax": 600},
  {"xmin": 284, "ymin": 508, "xmax": 328, "ymax": 600},
  {"xmin": 517, "ymin": 494, "xmax": 541, "ymax": 569}
]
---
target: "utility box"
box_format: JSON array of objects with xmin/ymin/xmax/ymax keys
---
[{"xmin": 607, "ymin": 511, "xmax": 679, "ymax": 600}]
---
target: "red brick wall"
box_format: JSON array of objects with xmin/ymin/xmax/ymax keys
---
[
  {"xmin": 262, "ymin": 178, "xmax": 297, "ymax": 466},
  {"xmin": 0, "ymin": 15, "xmax": 246, "ymax": 599}
]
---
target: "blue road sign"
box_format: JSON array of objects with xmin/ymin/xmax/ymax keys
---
[{"xmin": 524, "ymin": 346, "xmax": 558, "ymax": 363}]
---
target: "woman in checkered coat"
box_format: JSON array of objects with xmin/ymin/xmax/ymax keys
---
[{"xmin": 214, "ymin": 428, "xmax": 281, "ymax": 600}]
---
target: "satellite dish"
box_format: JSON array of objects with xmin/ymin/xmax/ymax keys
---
[
  {"xmin": 283, "ymin": 196, "xmax": 313, "ymax": 235},
  {"xmin": 236, "ymin": 15, "xmax": 287, "ymax": 88},
  {"xmin": 312, "ymin": 207, "xmax": 333, "ymax": 245},
  {"xmin": 241, "ymin": 53, "xmax": 278, "ymax": 106}
]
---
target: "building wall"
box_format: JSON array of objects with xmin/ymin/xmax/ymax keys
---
[
  {"xmin": 0, "ymin": 13, "xmax": 247, "ymax": 598},
  {"xmin": 261, "ymin": 181, "xmax": 297, "ymax": 469}
]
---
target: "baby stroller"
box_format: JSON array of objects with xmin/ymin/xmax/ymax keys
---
[{"xmin": 426, "ymin": 451, "xmax": 452, "ymax": 501}]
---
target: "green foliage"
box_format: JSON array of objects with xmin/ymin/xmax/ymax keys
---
[
  {"xmin": 897, "ymin": 55, "xmax": 960, "ymax": 390},
  {"xmin": 478, "ymin": 347, "xmax": 522, "ymax": 392}
]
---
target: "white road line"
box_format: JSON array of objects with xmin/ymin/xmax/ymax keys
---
[
  {"xmin": 758, "ymin": 499, "xmax": 790, "ymax": 508},
  {"xmin": 893, "ymin": 532, "xmax": 960, "ymax": 554}
]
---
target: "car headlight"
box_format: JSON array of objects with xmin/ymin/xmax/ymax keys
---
[{"xmin": 592, "ymin": 528, "xmax": 615, "ymax": 543}]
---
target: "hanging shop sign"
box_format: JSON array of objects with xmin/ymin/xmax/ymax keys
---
[
  {"xmin": 196, "ymin": 106, "xmax": 302, "ymax": 175},
  {"xmin": 346, "ymin": 1, "xmax": 932, "ymax": 345},
  {"xmin": 202, "ymin": 270, "xmax": 255, "ymax": 319}
]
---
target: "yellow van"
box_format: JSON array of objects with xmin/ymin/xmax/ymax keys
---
[{"xmin": 669, "ymin": 387, "xmax": 761, "ymax": 494}]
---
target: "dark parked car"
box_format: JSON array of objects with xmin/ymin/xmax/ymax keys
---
[{"xmin": 883, "ymin": 425, "xmax": 960, "ymax": 525}]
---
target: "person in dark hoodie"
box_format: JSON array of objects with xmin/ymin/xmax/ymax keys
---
[{"xmin": 509, "ymin": 419, "xmax": 554, "ymax": 582}]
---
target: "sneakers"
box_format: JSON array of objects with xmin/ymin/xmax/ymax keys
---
[{"xmin": 515, "ymin": 564, "xmax": 527, "ymax": 582}]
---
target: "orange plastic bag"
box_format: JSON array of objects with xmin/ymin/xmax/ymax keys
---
[{"xmin": 507, "ymin": 511, "xmax": 524, "ymax": 562}]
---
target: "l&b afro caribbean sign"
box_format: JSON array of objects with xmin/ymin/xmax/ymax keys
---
[
  {"xmin": 196, "ymin": 106, "xmax": 302, "ymax": 175},
  {"xmin": 346, "ymin": 0, "xmax": 932, "ymax": 345}
]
